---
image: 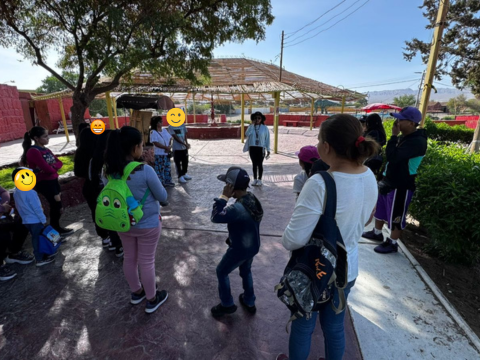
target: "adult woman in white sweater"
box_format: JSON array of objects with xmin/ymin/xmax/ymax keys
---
[
  {"xmin": 244, "ymin": 112, "xmax": 271, "ymax": 186},
  {"xmin": 277, "ymin": 114, "xmax": 379, "ymax": 360}
]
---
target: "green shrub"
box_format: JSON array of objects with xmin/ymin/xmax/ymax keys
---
[
  {"xmin": 409, "ymin": 141, "xmax": 480, "ymax": 265},
  {"xmin": 443, "ymin": 116, "xmax": 455, "ymax": 120},
  {"xmin": 382, "ymin": 118, "xmax": 474, "ymax": 144}
]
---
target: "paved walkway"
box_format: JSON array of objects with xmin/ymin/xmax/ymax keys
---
[{"xmin": 1, "ymin": 129, "xmax": 479, "ymax": 359}]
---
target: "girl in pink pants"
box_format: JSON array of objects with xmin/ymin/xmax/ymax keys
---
[{"xmin": 104, "ymin": 127, "xmax": 169, "ymax": 314}]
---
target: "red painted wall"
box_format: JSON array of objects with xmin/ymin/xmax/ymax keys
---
[
  {"xmin": 35, "ymin": 98, "xmax": 91, "ymax": 133},
  {"xmin": 0, "ymin": 85, "xmax": 27, "ymax": 143}
]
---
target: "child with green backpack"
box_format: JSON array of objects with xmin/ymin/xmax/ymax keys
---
[{"xmin": 98, "ymin": 126, "xmax": 169, "ymax": 314}]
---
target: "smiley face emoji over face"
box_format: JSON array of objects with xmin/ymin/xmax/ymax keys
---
[
  {"xmin": 14, "ymin": 168, "xmax": 36, "ymax": 191},
  {"xmin": 91, "ymin": 120, "xmax": 106, "ymax": 135},
  {"xmin": 166, "ymin": 108, "xmax": 186, "ymax": 127}
]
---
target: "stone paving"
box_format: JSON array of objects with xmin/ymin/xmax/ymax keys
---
[{"xmin": 0, "ymin": 128, "xmax": 364, "ymax": 360}]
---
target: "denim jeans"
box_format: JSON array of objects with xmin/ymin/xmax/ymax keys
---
[
  {"xmin": 24, "ymin": 223, "xmax": 45, "ymax": 261},
  {"xmin": 289, "ymin": 279, "xmax": 356, "ymax": 360},
  {"xmin": 216, "ymin": 247, "xmax": 256, "ymax": 307}
]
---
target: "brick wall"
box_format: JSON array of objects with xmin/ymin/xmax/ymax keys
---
[{"xmin": 0, "ymin": 85, "xmax": 27, "ymax": 143}]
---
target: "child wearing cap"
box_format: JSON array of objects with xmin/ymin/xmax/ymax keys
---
[
  {"xmin": 12, "ymin": 168, "xmax": 54, "ymax": 267},
  {"xmin": 210, "ymin": 166, "xmax": 264, "ymax": 317},
  {"xmin": 362, "ymin": 106, "xmax": 428, "ymax": 254},
  {"xmin": 293, "ymin": 146, "xmax": 320, "ymax": 201}
]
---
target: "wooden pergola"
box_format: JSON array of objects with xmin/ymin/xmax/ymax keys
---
[{"xmin": 30, "ymin": 57, "xmax": 365, "ymax": 152}]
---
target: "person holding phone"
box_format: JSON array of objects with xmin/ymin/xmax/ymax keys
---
[
  {"xmin": 244, "ymin": 112, "xmax": 271, "ymax": 186},
  {"xmin": 362, "ymin": 107, "xmax": 427, "ymax": 254}
]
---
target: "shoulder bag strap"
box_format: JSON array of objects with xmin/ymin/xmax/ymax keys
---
[
  {"xmin": 121, "ymin": 161, "xmax": 142, "ymax": 181},
  {"xmin": 317, "ymin": 171, "xmax": 337, "ymax": 219}
]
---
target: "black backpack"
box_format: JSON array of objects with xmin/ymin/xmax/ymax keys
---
[{"xmin": 275, "ymin": 171, "xmax": 348, "ymax": 331}]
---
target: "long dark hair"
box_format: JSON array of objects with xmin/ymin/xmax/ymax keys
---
[
  {"xmin": 320, "ymin": 114, "xmax": 379, "ymax": 164},
  {"xmin": 365, "ymin": 113, "xmax": 387, "ymax": 146},
  {"xmin": 104, "ymin": 126, "xmax": 143, "ymax": 177},
  {"xmin": 20, "ymin": 126, "xmax": 47, "ymax": 166},
  {"xmin": 148, "ymin": 116, "xmax": 163, "ymax": 145}
]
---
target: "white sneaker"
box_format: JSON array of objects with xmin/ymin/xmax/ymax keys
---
[
  {"xmin": 179, "ymin": 176, "xmax": 187, "ymax": 184},
  {"xmin": 252, "ymin": 179, "xmax": 258, "ymax": 186},
  {"xmin": 257, "ymin": 179, "xmax": 263, "ymax": 186},
  {"xmin": 183, "ymin": 174, "xmax": 192, "ymax": 180}
]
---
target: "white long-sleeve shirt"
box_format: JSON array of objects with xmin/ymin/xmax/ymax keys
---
[
  {"xmin": 244, "ymin": 124, "xmax": 271, "ymax": 152},
  {"xmin": 282, "ymin": 170, "xmax": 378, "ymax": 282}
]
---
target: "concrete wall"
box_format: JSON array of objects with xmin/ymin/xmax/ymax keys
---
[{"xmin": 0, "ymin": 85, "xmax": 27, "ymax": 143}]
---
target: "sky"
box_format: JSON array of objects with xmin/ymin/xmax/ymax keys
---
[{"xmin": 0, "ymin": 0, "xmax": 455, "ymax": 94}]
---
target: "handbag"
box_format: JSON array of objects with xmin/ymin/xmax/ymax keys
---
[{"xmin": 38, "ymin": 225, "xmax": 62, "ymax": 255}]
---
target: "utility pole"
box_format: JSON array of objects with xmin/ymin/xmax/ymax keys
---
[
  {"xmin": 418, "ymin": 0, "xmax": 450, "ymax": 128},
  {"xmin": 274, "ymin": 30, "xmax": 284, "ymax": 154},
  {"xmin": 415, "ymin": 70, "xmax": 426, "ymax": 108}
]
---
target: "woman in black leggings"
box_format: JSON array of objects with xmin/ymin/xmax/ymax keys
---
[{"xmin": 244, "ymin": 112, "xmax": 271, "ymax": 186}]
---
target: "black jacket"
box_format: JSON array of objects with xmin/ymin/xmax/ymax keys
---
[{"xmin": 384, "ymin": 129, "xmax": 427, "ymax": 190}]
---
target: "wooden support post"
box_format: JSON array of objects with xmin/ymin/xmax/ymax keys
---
[
  {"xmin": 241, "ymin": 93, "xmax": 245, "ymax": 143},
  {"xmin": 310, "ymin": 98, "xmax": 314, "ymax": 131},
  {"xmin": 274, "ymin": 91, "xmax": 280, "ymax": 154},
  {"xmin": 471, "ymin": 120, "xmax": 480, "ymax": 153},
  {"xmin": 105, "ymin": 91, "xmax": 115, "ymax": 129},
  {"xmin": 341, "ymin": 95, "xmax": 346, "ymax": 114},
  {"xmin": 419, "ymin": 0, "xmax": 450, "ymax": 128},
  {"xmin": 58, "ymin": 97, "xmax": 70, "ymax": 143},
  {"xmin": 193, "ymin": 94, "xmax": 196, "ymax": 124},
  {"xmin": 113, "ymin": 98, "xmax": 119, "ymax": 129}
]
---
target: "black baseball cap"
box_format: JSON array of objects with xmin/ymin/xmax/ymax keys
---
[{"xmin": 217, "ymin": 166, "xmax": 250, "ymax": 190}]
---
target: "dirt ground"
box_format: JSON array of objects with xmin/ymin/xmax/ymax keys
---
[{"xmin": 402, "ymin": 225, "xmax": 480, "ymax": 339}]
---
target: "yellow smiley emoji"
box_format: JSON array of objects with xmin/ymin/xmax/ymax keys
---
[
  {"xmin": 166, "ymin": 108, "xmax": 186, "ymax": 127},
  {"xmin": 91, "ymin": 120, "xmax": 106, "ymax": 135},
  {"xmin": 14, "ymin": 168, "xmax": 36, "ymax": 192}
]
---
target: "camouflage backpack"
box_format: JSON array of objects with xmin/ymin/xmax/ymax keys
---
[{"xmin": 95, "ymin": 162, "xmax": 150, "ymax": 232}]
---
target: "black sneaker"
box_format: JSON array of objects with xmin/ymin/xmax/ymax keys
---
[
  {"xmin": 108, "ymin": 243, "xmax": 116, "ymax": 251},
  {"xmin": 0, "ymin": 265, "xmax": 17, "ymax": 281},
  {"xmin": 36, "ymin": 257, "xmax": 55, "ymax": 267},
  {"xmin": 102, "ymin": 237, "xmax": 111, "ymax": 248},
  {"xmin": 362, "ymin": 229, "xmax": 384, "ymax": 242},
  {"xmin": 145, "ymin": 290, "xmax": 168, "ymax": 314},
  {"xmin": 5, "ymin": 251, "xmax": 35, "ymax": 265},
  {"xmin": 131, "ymin": 288, "xmax": 146, "ymax": 305},
  {"xmin": 211, "ymin": 303, "xmax": 237, "ymax": 317},
  {"xmin": 374, "ymin": 238, "xmax": 399, "ymax": 254},
  {"xmin": 115, "ymin": 247, "xmax": 124, "ymax": 258},
  {"xmin": 57, "ymin": 227, "xmax": 74, "ymax": 238},
  {"xmin": 239, "ymin": 293, "xmax": 257, "ymax": 314},
  {"xmin": 160, "ymin": 201, "xmax": 169, "ymax": 207}
]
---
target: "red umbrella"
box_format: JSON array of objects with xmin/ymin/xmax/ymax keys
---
[{"xmin": 362, "ymin": 103, "xmax": 402, "ymax": 113}]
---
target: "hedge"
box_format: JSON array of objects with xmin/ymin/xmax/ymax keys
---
[
  {"xmin": 383, "ymin": 118, "xmax": 474, "ymax": 144},
  {"xmin": 409, "ymin": 141, "xmax": 480, "ymax": 265}
]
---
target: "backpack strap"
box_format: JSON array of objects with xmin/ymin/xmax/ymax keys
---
[
  {"xmin": 317, "ymin": 171, "xmax": 337, "ymax": 219},
  {"xmin": 121, "ymin": 161, "xmax": 142, "ymax": 181}
]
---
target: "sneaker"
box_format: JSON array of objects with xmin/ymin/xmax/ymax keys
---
[
  {"xmin": 374, "ymin": 238, "xmax": 399, "ymax": 254},
  {"xmin": 115, "ymin": 247, "xmax": 124, "ymax": 258},
  {"xmin": 211, "ymin": 303, "xmax": 237, "ymax": 317},
  {"xmin": 239, "ymin": 293, "xmax": 256, "ymax": 314},
  {"xmin": 252, "ymin": 179, "xmax": 258, "ymax": 186},
  {"xmin": 102, "ymin": 237, "xmax": 111, "ymax": 248},
  {"xmin": 108, "ymin": 243, "xmax": 116, "ymax": 251},
  {"xmin": 276, "ymin": 354, "xmax": 289, "ymax": 360},
  {"xmin": 183, "ymin": 174, "xmax": 192, "ymax": 180},
  {"xmin": 5, "ymin": 251, "xmax": 34, "ymax": 265},
  {"xmin": 160, "ymin": 201, "xmax": 169, "ymax": 207},
  {"xmin": 131, "ymin": 288, "xmax": 146, "ymax": 305},
  {"xmin": 164, "ymin": 182, "xmax": 175, "ymax": 188},
  {"xmin": 257, "ymin": 179, "xmax": 263, "ymax": 186},
  {"xmin": 0, "ymin": 265, "xmax": 17, "ymax": 281},
  {"xmin": 178, "ymin": 176, "xmax": 187, "ymax": 184},
  {"xmin": 145, "ymin": 290, "xmax": 169, "ymax": 314},
  {"xmin": 362, "ymin": 229, "xmax": 384, "ymax": 242},
  {"xmin": 57, "ymin": 227, "xmax": 74, "ymax": 238},
  {"xmin": 36, "ymin": 257, "xmax": 55, "ymax": 267}
]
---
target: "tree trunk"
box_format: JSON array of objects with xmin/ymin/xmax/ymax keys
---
[
  {"xmin": 471, "ymin": 118, "xmax": 480, "ymax": 154},
  {"xmin": 70, "ymin": 91, "xmax": 91, "ymax": 146}
]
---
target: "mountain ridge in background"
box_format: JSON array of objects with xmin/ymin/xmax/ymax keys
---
[{"xmin": 366, "ymin": 87, "xmax": 475, "ymax": 103}]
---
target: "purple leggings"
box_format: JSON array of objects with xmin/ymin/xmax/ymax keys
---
[{"xmin": 118, "ymin": 223, "xmax": 161, "ymax": 300}]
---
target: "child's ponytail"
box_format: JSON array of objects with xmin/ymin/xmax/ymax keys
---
[{"xmin": 20, "ymin": 126, "xmax": 46, "ymax": 166}]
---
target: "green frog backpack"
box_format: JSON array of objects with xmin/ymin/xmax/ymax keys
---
[{"xmin": 95, "ymin": 162, "xmax": 150, "ymax": 232}]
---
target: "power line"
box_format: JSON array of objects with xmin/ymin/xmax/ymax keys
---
[
  {"xmin": 284, "ymin": 1, "xmax": 347, "ymax": 39},
  {"xmin": 284, "ymin": 0, "xmax": 362, "ymax": 45},
  {"xmin": 284, "ymin": 0, "xmax": 371, "ymax": 48},
  {"xmin": 348, "ymin": 78, "xmax": 421, "ymax": 89}
]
